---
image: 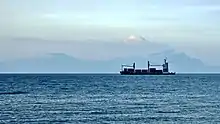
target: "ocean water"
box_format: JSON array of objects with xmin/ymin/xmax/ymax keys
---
[{"xmin": 0, "ymin": 74, "xmax": 220, "ymax": 123}]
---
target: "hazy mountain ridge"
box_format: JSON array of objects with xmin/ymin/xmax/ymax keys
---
[
  {"xmin": 0, "ymin": 37, "xmax": 219, "ymax": 73},
  {"xmin": 0, "ymin": 50, "xmax": 219, "ymax": 73}
]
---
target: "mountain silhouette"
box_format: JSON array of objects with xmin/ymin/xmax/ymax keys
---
[{"xmin": 0, "ymin": 50, "xmax": 219, "ymax": 73}]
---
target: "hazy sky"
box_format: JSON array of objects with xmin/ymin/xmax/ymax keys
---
[
  {"xmin": 1, "ymin": 0, "xmax": 220, "ymax": 41},
  {"xmin": 0, "ymin": 0, "xmax": 220, "ymax": 65}
]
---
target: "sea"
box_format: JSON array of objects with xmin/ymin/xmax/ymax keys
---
[{"xmin": 0, "ymin": 74, "xmax": 220, "ymax": 124}]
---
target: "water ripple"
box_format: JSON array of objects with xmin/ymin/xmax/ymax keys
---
[{"xmin": 0, "ymin": 74, "xmax": 220, "ymax": 123}]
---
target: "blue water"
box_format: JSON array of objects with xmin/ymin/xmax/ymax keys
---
[{"xmin": 0, "ymin": 74, "xmax": 220, "ymax": 123}]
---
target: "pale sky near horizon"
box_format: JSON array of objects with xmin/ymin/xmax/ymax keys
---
[{"xmin": 0, "ymin": 0, "xmax": 220, "ymax": 65}]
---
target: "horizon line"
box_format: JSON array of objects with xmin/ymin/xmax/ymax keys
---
[{"xmin": 0, "ymin": 72, "xmax": 220, "ymax": 75}]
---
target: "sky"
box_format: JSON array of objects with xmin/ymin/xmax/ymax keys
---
[{"xmin": 0, "ymin": 0, "xmax": 220, "ymax": 65}]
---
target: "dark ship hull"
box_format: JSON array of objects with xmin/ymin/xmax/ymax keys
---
[{"xmin": 120, "ymin": 71, "xmax": 176, "ymax": 75}]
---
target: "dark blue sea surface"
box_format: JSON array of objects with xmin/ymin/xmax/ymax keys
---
[{"xmin": 0, "ymin": 74, "xmax": 220, "ymax": 123}]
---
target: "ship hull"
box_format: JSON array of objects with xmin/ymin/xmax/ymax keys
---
[{"xmin": 120, "ymin": 71, "xmax": 175, "ymax": 75}]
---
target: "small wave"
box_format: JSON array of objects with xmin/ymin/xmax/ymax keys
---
[
  {"xmin": 0, "ymin": 91, "xmax": 28, "ymax": 95},
  {"xmin": 90, "ymin": 111, "xmax": 107, "ymax": 115},
  {"xmin": 157, "ymin": 110, "xmax": 181, "ymax": 113}
]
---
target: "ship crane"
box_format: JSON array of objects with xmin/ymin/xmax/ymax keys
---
[
  {"xmin": 121, "ymin": 63, "xmax": 135, "ymax": 70},
  {"xmin": 147, "ymin": 59, "xmax": 169, "ymax": 72}
]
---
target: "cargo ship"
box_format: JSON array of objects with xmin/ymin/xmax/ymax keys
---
[{"xmin": 120, "ymin": 58, "xmax": 176, "ymax": 75}]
